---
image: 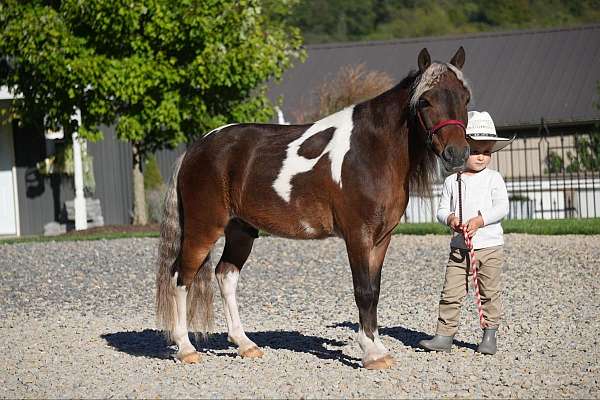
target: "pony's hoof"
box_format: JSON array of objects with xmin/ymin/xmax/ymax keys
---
[
  {"xmin": 178, "ymin": 351, "xmax": 201, "ymax": 364},
  {"xmin": 363, "ymin": 354, "xmax": 394, "ymax": 370},
  {"xmin": 240, "ymin": 346, "xmax": 264, "ymax": 359}
]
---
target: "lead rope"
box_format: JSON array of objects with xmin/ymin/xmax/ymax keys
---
[{"xmin": 457, "ymin": 172, "xmax": 487, "ymax": 329}]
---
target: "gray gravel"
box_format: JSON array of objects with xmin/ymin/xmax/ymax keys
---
[{"xmin": 0, "ymin": 234, "xmax": 598, "ymax": 398}]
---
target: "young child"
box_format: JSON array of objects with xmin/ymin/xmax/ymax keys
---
[{"xmin": 419, "ymin": 111, "xmax": 513, "ymax": 355}]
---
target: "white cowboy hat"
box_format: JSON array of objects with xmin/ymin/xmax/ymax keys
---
[{"xmin": 466, "ymin": 111, "xmax": 515, "ymax": 153}]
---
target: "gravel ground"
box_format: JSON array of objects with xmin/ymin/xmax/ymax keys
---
[{"xmin": 0, "ymin": 234, "xmax": 598, "ymax": 398}]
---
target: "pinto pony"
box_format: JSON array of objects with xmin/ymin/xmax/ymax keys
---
[{"xmin": 156, "ymin": 47, "xmax": 471, "ymax": 369}]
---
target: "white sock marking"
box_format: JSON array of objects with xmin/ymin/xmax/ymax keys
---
[
  {"xmin": 171, "ymin": 273, "xmax": 196, "ymax": 355},
  {"xmin": 216, "ymin": 270, "xmax": 256, "ymax": 350},
  {"xmin": 273, "ymin": 106, "xmax": 355, "ymax": 202},
  {"xmin": 358, "ymin": 327, "xmax": 388, "ymax": 362}
]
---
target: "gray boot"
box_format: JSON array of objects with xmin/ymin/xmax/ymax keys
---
[
  {"xmin": 418, "ymin": 334, "xmax": 454, "ymax": 352},
  {"xmin": 477, "ymin": 328, "xmax": 498, "ymax": 355}
]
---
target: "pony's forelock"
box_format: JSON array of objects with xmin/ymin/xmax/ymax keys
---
[{"xmin": 409, "ymin": 63, "xmax": 471, "ymax": 110}]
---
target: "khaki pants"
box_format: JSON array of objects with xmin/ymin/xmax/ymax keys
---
[{"xmin": 436, "ymin": 246, "xmax": 504, "ymax": 336}]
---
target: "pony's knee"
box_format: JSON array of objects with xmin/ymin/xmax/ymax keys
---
[{"xmin": 215, "ymin": 261, "xmax": 239, "ymax": 277}]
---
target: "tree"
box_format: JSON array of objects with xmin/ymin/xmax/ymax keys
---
[
  {"xmin": 0, "ymin": 0, "xmax": 303, "ymax": 224},
  {"xmin": 287, "ymin": 0, "xmax": 600, "ymax": 44}
]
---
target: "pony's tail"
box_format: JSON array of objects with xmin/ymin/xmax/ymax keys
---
[
  {"xmin": 155, "ymin": 152, "xmax": 214, "ymax": 342},
  {"xmin": 187, "ymin": 253, "xmax": 214, "ymax": 341},
  {"xmin": 155, "ymin": 153, "xmax": 186, "ymax": 340}
]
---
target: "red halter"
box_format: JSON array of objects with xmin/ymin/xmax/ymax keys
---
[
  {"xmin": 417, "ymin": 110, "xmax": 466, "ymax": 147},
  {"xmin": 428, "ymin": 119, "xmax": 466, "ymax": 137}
]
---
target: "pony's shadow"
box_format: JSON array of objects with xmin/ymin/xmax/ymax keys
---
[
  {"xmin": 101, "ymin": 330, "xmax": 173, "ymax": 360},
  {"xmin": 328, "ymin": 321, "xmax": 477, "ymax": 351},
  {"xmin": 101, "ymin": 329, "xmax": 361, "ymax": 368}
]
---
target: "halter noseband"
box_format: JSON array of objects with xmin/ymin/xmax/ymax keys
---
[
  {"xmin": 428, "ymin": 119, "xmax": 466, "ymax": 139},
  {"xmin": 420, "ymin": 118, "xmax": 466, "ymax": 148}
]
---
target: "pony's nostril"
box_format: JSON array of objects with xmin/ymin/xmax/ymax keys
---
[
  {"xmin": 462, "ymin": 146, "xmax": 470, "ymax": 161},
  {"xmin": 443, "ymin": 146, "xmax": 457, "ymax": 162}
]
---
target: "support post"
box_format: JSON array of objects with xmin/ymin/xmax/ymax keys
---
[{"xmin": 72, "ymin": 108, "xmax": 87, "ymax": 230}]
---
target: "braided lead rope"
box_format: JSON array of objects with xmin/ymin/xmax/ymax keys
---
[
  {"xmin": 457, "ymin": 172, "xmax": 487, "ymax": 329},
  {"xmin": 462, "ymin": 225, "xmax": 487, "ymax": 329}
]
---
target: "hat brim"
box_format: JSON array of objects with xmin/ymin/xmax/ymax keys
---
[{"xmin": 468, "ymin": 134, "xmax": 516, "ymax": 153}]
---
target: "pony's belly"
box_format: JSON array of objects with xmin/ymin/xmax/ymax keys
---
[
  {"xmin": 264, "ymin": 220, "xmax": 335, "ymax": 240},
  {"xmin": 237, "ymin": 204, "xmax": 335, "ymax": 240}
]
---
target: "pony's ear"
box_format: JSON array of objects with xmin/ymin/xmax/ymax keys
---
[
  {"xmin": 418, "ymin": 48, "xmax": 431, "ymax": 72},
  {"xmin": 449, "ymin": 46, "xmax": 465, "ymax": 70}
]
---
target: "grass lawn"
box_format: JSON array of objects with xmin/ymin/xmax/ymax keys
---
[
  {"xmin": 2, "ymin": 218, "xmax": 599, "ymax": 245},
  {"xmin": 394, "ymin": 218, "xmax": 600, "ymax": 235}
]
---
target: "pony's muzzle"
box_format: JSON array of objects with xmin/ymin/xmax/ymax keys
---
[{"xmin": 442, "ymin": 145, "xmax": 469, "ymax": 170}]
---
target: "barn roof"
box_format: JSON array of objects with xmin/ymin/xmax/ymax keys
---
[{"xmin": 268, "ymin": 24, "xmax": 600, "ymax": 129}]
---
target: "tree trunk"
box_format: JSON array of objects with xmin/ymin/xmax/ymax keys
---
[{"xmin": 131, "ymin": 143, "xmax": 148, "ymax": 225}]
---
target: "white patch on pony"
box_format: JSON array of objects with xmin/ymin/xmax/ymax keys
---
[
  {"xmin": 204, "ymin": 123, "xmax": 238, "ymax": 138},
  {"xmin": 273, "ymin": 106, "xmax": 355, "ymax": 202},
  {"xmin": 358, "ymin": 327, "xmax": 388, "ymax": 362},
  {"xmin": 300, "ymin": 221, "xmax": 316, "ymax": 236},
  {"xmin": 410, "ymin": 63, "xmax": 472, "ymax": 110}
]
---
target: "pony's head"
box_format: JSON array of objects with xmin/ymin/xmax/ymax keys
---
[{"xmin": 411, "ymin": 47, "xmax": 471, "ymax": 172}]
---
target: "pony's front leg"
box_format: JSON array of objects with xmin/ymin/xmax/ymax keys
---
[
  {"xmin": 346, "ymin": 233, "xmax": 394, "ymax": 369},
  {"xmin": 215, "ymin": 219, "xmax": 263, "ymax": 358}
]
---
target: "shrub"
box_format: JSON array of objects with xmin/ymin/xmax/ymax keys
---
[
  {"xmin": 144, "ymin": 155, "xmax": 164, "ymax": 190},
  {"xmin": 146, "ymin": 186, "xmax": 166, "ymax": 224},
  {"xmin": 294, "ymin": 63, "xmax": 394, "ymax": 123}
]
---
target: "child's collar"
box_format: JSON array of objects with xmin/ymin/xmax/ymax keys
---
[{"xmin": 461, "ymin": 167, "xmax": 488, "ymax": 176}]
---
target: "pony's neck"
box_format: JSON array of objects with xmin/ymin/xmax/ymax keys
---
[
  {"xmin": 359, "ymin": 71, "xmax": 434, "ymax": 195},
  {"xmin": 361, "ymin": 72, "xmax": 418, "ymax": 138}
]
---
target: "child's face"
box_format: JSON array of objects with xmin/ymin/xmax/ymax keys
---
[{"xmin": 465, "ymin": 140, "xmax": 494, "ymax": 172}]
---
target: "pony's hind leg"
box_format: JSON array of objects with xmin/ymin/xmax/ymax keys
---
[
  {"xmin": 171, "ymin": 226, "xmax": 222, "ymax": 363},
  {"xmin": 171, "ymin": 272, "xmax": 200, "ymax": 364},
  {"xmin": 215, "ymin": 219, "xmax": 263, "ymax": 358}
]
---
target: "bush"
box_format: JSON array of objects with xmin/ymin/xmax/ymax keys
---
[
  {"xmin": 146, "ymin": 186, "xmax": 166, "ymax": 224},
  {"xmin": 143, "ymin": 154, "xmax": 166, "ymax": 224},
  {"xmin": 144, "ymin": 155, "xmax": 164, "ymax": 190},
  {"xmin": 294, "ymin": 63, "xmax": 394, "ymax": 123}
]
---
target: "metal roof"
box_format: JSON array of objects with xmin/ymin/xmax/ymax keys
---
[{"xmin": 268, "ymin": 24, "xmax": 600, "ymax": 129}]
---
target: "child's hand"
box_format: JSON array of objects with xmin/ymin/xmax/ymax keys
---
[
  {"xmin": 446, "ymin": 214, "xmax": 462, "ymax": 232},
  {"xmin": 465, "ymin": 215, "xmax": 484, "ymax": 237}
]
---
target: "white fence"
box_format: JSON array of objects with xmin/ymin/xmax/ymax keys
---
[{"xmin": 402, "ymin": 176, "xmax": 600, "ymax": 223}]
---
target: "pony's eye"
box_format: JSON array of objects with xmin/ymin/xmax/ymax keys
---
[{"xmin": 417, "ymin": 98, "xmax": 430, "ymax": 108}]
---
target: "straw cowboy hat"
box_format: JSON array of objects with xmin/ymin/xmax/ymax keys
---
[{"xmin": 466, "ymin": 111, "xmax": 515, "ymax": 153}]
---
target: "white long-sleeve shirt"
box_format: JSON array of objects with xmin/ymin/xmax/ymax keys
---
[{"xmin": 436, "ymin": 168, "xmax": 509, "ymax": 249}]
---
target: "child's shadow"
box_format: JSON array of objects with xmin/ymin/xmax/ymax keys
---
[
  {"xmin": 328, "ymin": 321, "xmax": 477, "ymax": 351},
  {"xmin": 101, "ymin": 329, "xmax": 361, "ymax": 368}
]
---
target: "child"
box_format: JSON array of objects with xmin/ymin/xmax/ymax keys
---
[{"xmin": 419, "ymin": 111, "xmax": 513, "ymax": 355}]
